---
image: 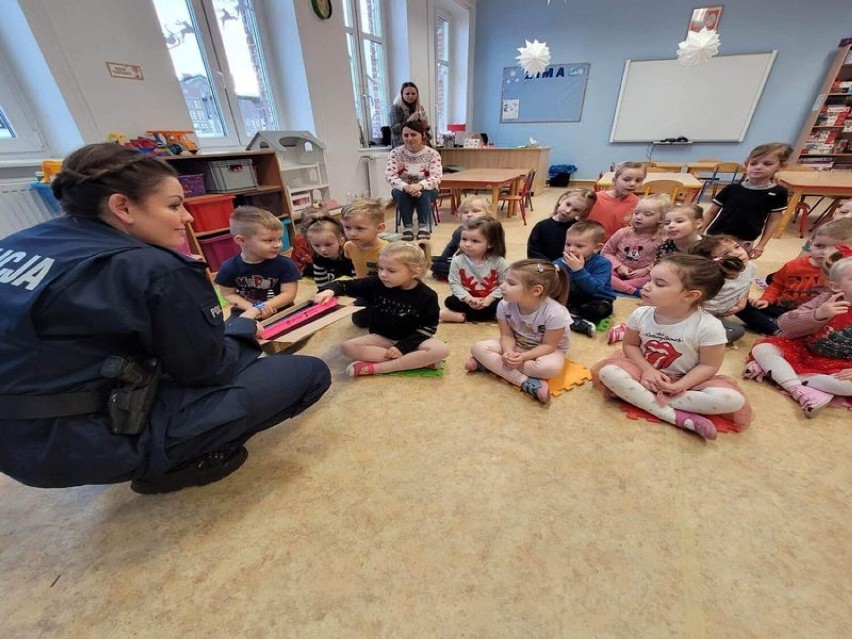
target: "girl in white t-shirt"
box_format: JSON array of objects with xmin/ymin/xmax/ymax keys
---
[
  {"xmin": 466, "ymin": 259, "xmax": 572, "ymax": 404},
  {"xmin": 592, "ymin": 254, "xmax": 752, "ymax": 439}
]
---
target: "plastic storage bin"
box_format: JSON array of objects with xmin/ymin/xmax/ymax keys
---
[
  {"xmin": 198, "ymin": 233, "xmax": 240, "ymax": 272},
  {"xmin": 178, "ymin": 173, "xmax": 206, "ymax": 197},
  {"xmin": 184, "ymin": 194, "xmax": 235, "ymax": 232},
  {"xmin": 204, "ymin": 159, "xmax": 258, "ymax": 192}
]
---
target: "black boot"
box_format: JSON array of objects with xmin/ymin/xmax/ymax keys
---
[{"xmin": 131, "ymin": 447, "xmax": 249, "ymax": 495}]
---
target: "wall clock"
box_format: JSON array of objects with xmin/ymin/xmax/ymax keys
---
[{"xmin": 311, "ymin": 0, "xmax": 332, "ymax": 20}]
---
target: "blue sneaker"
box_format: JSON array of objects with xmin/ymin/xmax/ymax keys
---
[{"xmin": 520, "ymin": 377, "xmax": 550, "ymax": 404}]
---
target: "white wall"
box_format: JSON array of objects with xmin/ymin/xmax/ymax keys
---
[{"xmin": 17, "ymin": 0, "xmax": 192, "ymax": 143}]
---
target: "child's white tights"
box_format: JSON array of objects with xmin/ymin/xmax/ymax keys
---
[
  {"xmin": 751, "ymin": 343, "xmax": 852, "ymax": 395},
  {"xmin": 471, "ymin": 339, "xmax": 564, "ymax": 386},
  {"xmin": 597, "ymin": 364, "xmax": 746, "ymax": 423}
]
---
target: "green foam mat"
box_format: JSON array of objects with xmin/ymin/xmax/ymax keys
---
[{"xmin": 387, "ymin": 362, "xmax": 446, "ymax": 378}]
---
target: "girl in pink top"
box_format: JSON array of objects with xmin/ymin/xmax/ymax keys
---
[
  {"xmin": 589, "ymin": 161, "xmax": 645, "ymax": 241},
  {"xmin": 746, "ymin": 250, "xmax": 852, "ymax": 417},
  {"xmin": 602, "ymin": 194, "xmax": 670, "ymax": 295}
]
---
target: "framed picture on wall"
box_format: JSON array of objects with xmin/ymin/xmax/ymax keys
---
[{"xmin": 688, "ymin": 6, "xmax": 723, "ymax": 33}]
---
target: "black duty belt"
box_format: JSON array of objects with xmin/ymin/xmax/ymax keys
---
[{"xmin": 0, "ymin": 389, "xmax": 110, "ymax": 419}]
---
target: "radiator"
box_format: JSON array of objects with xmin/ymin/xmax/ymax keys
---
[{"xmin": 0, "ymin": 179, "xmax": 61, "ymax": 238}]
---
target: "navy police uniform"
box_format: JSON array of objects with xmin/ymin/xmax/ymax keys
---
[{"xmin": 0, "ymin": 216, "xmax": 330, "ymax": 488}]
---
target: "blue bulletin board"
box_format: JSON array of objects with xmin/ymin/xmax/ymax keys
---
[{"xmin": 500, "ymin": 63, "xmax": 590, "ymax": 124}]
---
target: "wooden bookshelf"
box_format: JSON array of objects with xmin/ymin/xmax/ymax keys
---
[{"xmin": 793, "ymin": 44, "xmax": 852, "ymax": 171}]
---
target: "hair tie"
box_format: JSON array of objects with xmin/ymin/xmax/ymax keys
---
[{"xmin": 536, "ymin": 263, "xmax": 544, "ymax": 272}]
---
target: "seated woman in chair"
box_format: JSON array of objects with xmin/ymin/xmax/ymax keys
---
[{"xmin": 385, "ymin": 119, "xmax": 443, "ymax": 241}]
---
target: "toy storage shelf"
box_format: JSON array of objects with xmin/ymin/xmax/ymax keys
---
[
  {"xmin": 793, "ymin": 44, "xmax": 852, "ymax": 171},
  {"xmin": 164, "ymin": 150, "xmax": 293, "ymax": 277}
]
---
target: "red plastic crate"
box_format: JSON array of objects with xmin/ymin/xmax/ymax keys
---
[
  {"xmin": 185, "ymin": 194, "xmax": 235, "ymax": 232},
  {"xmin": 198, "ymin": 233, "xmax": 240, "ymax": 272}
]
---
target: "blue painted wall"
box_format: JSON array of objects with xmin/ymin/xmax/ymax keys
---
[{"xmin": 472, "ymin": 0, "xmax": 852, "ymax": 178}]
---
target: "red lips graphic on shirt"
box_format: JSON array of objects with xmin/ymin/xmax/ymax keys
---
[{"xmin": 642, "ymin": 340, "xmax": 681, "ymax": 370}]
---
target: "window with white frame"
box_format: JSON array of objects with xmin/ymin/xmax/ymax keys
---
[
  {"xmin": 0, "ymin": 56, "xmax": 43, "ymax": 154},
  {"xmin": 435, "ymin": 14, "xmax": 450, "ymax": 137},
  {"xmin": 342, "ymin": 0, "xmax": 389, "ymax": 145},
  {"xmin": 151, "ymin": 0, "xmax": 277, "ymax": 147}
]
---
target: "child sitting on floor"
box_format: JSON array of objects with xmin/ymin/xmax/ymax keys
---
[
  {"xmin": 304, "ymin": 215, "xmax": 354, "ymax": 286},
  {"xmin": 738, "ymin": 219, "xmax": 852, "ymax": 335},
  {"xmin": 215, "ymin": 205, "xmax": 300, "ymax": 319},
  {"xmin": 588, "ymin": 161, "xmax": 645, "ymax": 241},
  {"xmin": 431, "ymin": 195, "xmax": 490, "ymax": 281},
  {"xmin": 656, "ymin": 204, "xmax": 704, "ymax": 260},
  {"xmin": 602, "ymin": 194, "xmax": 669, "ymax": 296},
  {"xmin": 554, "ymin": 220, "xmax": 616, "ymax": 337},
  {"xmin": 466, "ymin": 259, "xmax": 571, "ymax": 404},
  {"xmin": 315, "ymin": 242, "xmax": 449, "ymax": 376},
  {"xmin": 592, "ymin": 254, "xmax": 752, "ymax": 440},
  {"xmin": 342, "ymin": 198, "xmax": 394, "ymax": 278},
  {"xmin": 688, "ymin": 235, "xmax": 752, "ymax": 344},
  {"xmin": 441, "ymin": 217, "xmax": 509, "ymax": 323},
  {"xmin": 527, "ymin": 188, "xmax": 597, "ymax": 261},
  {"xmin": 290, "ymin": 204, "xmax": 326, "ymax": 275},
  {"xmin": 745, "ymin": 249, "xmax": 852, "ymax": 417}
]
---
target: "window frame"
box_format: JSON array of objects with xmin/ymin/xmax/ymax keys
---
[
  {"xmin": 0, "ymin": 54, "xmax": 44, "ymax": 156},
  {"xmin": 342, "ymin": 0, "xmax": 390, "ymax": 146},
  {"xmin": 154, "ymin": 0, "xmax": 278, "ymax": 149},
  {"xmin": 434, "ymin": 13, "xmax": 450, "ymax": 137}
]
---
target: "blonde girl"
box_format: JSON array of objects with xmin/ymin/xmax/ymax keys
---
[
  {"xmin": 441, "ymin": 217, "xmax": 509, "ymax": 323},
  {"xmin": 593, "ymin": 255, "xmax": 751, "ymax": 440},
  {"xmin": 588, "ymin": 161, "xmax": 646, "ymax": 241},
  {"xmin": 432, "ymin": 195, "xmax": 491, "ymax": 281},
  {"xmin": 655, "ymin": 204, "xmax": 704, "ymax": 260},
  {"xmin": 602, "ymin": 194, "xmax": 670, "ymax": 295},
  {"xmin": 466, "ymin": 259, "xmax": 571, "ymax": 404},
  {"xmin": 688, "ymin": 235, "xmax": 752, "ymax": 343},
  {"xmin": 315, "ymin": 242, "xmax": 449, "ymax": 376},
  {"xmin": 746, "ymin": 250, "xmax": 852, "ymax": 417},
  {"xmin": 304, "ymin": 215, "xmax": 354, "ymax": 286},
  {"xmin": 527, "ymin": 187, "xmax": 597, "ymax": 261}
]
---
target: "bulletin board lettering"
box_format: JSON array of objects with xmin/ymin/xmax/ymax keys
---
[{"xmin": 500, "ymin": 63, "xmax": 590, "ymax": 124}]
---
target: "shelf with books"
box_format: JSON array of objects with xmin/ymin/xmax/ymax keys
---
[{"xmin": 794, "ymin": 44, "xmax": 852, "ymax": 172}]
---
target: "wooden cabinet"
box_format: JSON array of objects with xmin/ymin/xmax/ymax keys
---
[
  {"xmin": 793, "ymin": 44, "xmax": 852, "ymax": 171},
  {"xmin": 163, "ymin": 150, "xmax": 292, "ymax": 274}
]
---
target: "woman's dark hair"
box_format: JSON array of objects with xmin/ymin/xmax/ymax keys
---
[
  {"xmin": 51, "ymin": 143, "xmax": 177, "ymax": 218},
  {"xmin": 688, "ymin": 235, "xmax": 746, "ymax": 280},
  {"xmin": 401, "ymin": 118, "xmax": 428, "ymax": 139},
  {"xmin": 462, "ymin": 216, "xmax": 506, "ymax": 258},
  {"xmin": 658, "ymin": 254, "xmax": 726, "ymax": 303}
]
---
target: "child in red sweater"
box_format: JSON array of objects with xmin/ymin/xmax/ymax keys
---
[{"xmin": 737, "ymin": 219, "xmax": 852, "ymax": 335}]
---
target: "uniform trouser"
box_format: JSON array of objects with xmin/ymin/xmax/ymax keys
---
[{"xmin": 140, "ymin": 354, "xmax": 331, "ymax": 479}]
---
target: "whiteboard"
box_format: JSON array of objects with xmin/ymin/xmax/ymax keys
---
[{"xmin": 610, "ymin": 52, "xmax": 777, "ymax": 143}]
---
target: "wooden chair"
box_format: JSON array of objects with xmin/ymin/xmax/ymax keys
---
[
  {"xmin": 498, "ymin": 170, "xmax": 535, "ymax": 225},
  {"xmin": 641, "ymin": 179, "xmax": 682, "ymax": 203},
  {"xmin": 499, "ymin": 169, "xmax": 536, "ymax": 212},
  {"xmin": 433, "ymin": 188, "xmax": 458, "ymax": 220},
  {"xmin": 707, "ymin": 162, "xmax": 744, "ymax": 198}
]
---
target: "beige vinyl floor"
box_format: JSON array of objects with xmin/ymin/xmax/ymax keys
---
[{"xmin": 1, "ymin": 188, "xmax": 849, "ymax": 638}]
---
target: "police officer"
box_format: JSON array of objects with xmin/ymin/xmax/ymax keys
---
[{"xmin": 0, "ymin": 144, "xmax": 331, "ymax": 494}]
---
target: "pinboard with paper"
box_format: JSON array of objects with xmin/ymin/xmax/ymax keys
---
[{"xmin": 500, "ymin": 63, "xmax": 590, "ymax": 124}]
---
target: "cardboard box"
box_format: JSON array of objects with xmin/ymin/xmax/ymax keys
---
[{"xmin": 260, "ymin": 298, "xmax": 360, "ymax": 354}]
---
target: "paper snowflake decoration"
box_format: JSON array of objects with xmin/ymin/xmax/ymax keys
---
[
  {"xmin": 676, "ymin": 28, "xmax": 720, "ymax": 66},
  {"xmin": 516, "ymin": 39, "xmax": 551, "ymax": 77}
]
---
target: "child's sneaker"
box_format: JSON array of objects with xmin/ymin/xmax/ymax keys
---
[
  {"xmin": 607, "ymin": 322, "xmax": 627, "ymax": 345},
  {"xmin": 570, "ymin": 318, "xmax": 596, "ymax": 337},
  {"xmin": 464, "ymin": 356, "xmax": 486, "ymax": 372},
  {"xmin": 520, "ymin": 377, "xmax": 550, "ymax": 404},
  {"xmin": 346, "ymin": 361, "xmax": 378, "ymax": 377},
  {"xmin": 673, "ymin": 409, "xmax": 717, "ymax": 440}
]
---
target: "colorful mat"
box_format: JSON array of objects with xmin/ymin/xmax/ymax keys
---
[
  {"xmin": 387, "ymin": 362, "xmax": 446, "ymax": 378},
  {"xmin": 485, "ymin": 360, "xmax": 592, "ymax": 399}
]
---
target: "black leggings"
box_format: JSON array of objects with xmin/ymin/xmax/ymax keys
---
[
  {"xmin": 568, "ymin": 300, "xmax": 613, "ymax": 324},
  {"xmin": 735, "ymin": 303, "xmax": 787, "ymax": 335},
  {"xmin": 444, "ymin": 295, "xmax": 498, "ymax": 322}
]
